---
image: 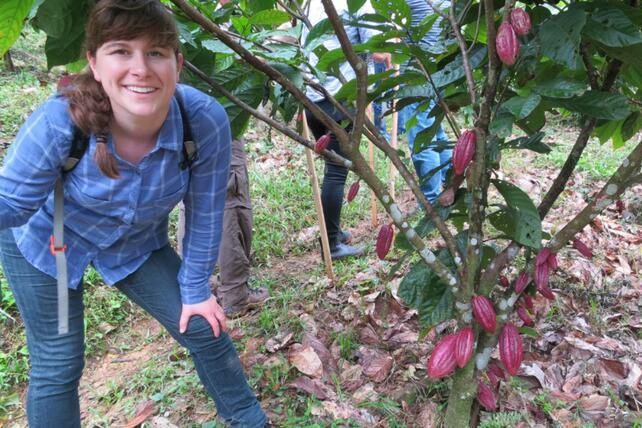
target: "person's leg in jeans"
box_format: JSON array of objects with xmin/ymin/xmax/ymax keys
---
[
  {"xmin": 400, "ymin": 100, "xmax": 451, "ymax": 203},
  {"xmin": 0, "ymin": 229, "xmax": 85, "ymax": 428},
  {"xmin": 115, "ymin": 245, "xmax": 266, "ymax": 427}
]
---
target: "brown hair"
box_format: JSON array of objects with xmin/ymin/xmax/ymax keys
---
[{"xmin": 64, "ymin": 0, "xmax": 180, "ymax": 178}]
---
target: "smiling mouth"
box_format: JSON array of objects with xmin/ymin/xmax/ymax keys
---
[{"xmin": 126, "ymin": 86, "xmax": 158, "ymax": 94}]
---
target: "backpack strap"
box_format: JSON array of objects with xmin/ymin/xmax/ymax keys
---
[
  {"xmin": 175, "ymin": 90, "xmax": 198, "ymax": 170},
  {"xmin": 63, "ymin": 127, "xmax": 89, "ymax": 173}
]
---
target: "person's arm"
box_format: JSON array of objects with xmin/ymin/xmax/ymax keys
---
[
  {"xmin": 177, "ymin": 96, "xmax": 231, "ymax": 335},
  {"xmin": 0, "ymin": 98, "xmax": 69, "ymax": 230}
]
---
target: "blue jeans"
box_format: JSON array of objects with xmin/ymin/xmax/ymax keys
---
[
  {"xmin": 0, "ymin": 229, "xmax": 266, "ymax": 428},
  {"xmin": 399, "ymin": 100, "xmax": 452, "ymax": 202}
]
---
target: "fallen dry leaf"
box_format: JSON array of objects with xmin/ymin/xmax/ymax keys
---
[
  {"xmin": 358, "ymin": 347, "xmax": 394, "ymax": 382},
  {"xmin": 124, "ymin": 400, "xmax": 156, "ymax": 428},
  {"xmin": 289, "ymin": 344, "xmax": 323, "ymax": 378},
  {"xmin": 578, "ymin": 394, "xmax": 610, "ymax": 411},
  {"xmin": 289, "ymin": 376, "xmax": 331, "ymax": 400}
]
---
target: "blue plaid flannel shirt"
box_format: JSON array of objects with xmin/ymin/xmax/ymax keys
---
[{"xmin": 0, "ymin": 84, "xmax": 231, "ymax": 304}]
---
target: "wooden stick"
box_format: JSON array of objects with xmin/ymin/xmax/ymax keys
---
[
  {"xmin": 302, "ymin": 113, "xmax": 335, "ymax": 281},
  {"xmin": 368, "ymin": 105, "xmax": 378, "ymax": 227},
  {"xmin": 389, "ymin": 63, "xmax": 399, "ymax": 199}
]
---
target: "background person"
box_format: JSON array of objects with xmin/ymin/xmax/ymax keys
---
[
  {"xmin": 0, "ymin": 1, "xmax": 266, "ymax": 426},
  {"xmin": 399, "ymin": 0, "xmax": 452, "ymax": 204},
  {"xmin": 303, "ymin": 0, "xmax": 390, "ymax": 260}
]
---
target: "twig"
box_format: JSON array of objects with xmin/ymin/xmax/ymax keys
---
[
  {"xmin": 275, "ymin": 0, "xmax": 305, "ymax": 23},
  {"xmin": 580, "ymin": 43, "xmax": 599, "ymax": 90}
]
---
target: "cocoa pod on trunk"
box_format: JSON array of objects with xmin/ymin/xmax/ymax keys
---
[
  {"xmin": 573, "ymin": 238, "xmax": 593, "ymax": 259},
  {"xmin": 314, "ymin": 133, "xmax": 331, "ymax": 153},
  {"xmin": 487, "ymin": 362, "xmax": 506, "ymax": 381},
  {"xmin": 499, "ymin": 275, "xmax": 510, "ymax": 288},
  {"xmin": 547, "ymin": 253, "xmax": 558, "ymax": 270},
  {"xmin": 427, "ymin": 334, "xmax": 458, "ymax": 379},
  {"xmin": 346, "ymin": 180, "xmax": 360, "ymax": 202},
  {"xmin": 487, "ymin": 369, "xmax": 500, "ymax": 389},
  {"xmin": 477, "ymin": 380, "xmax": 498, "ymax": 411},
  {"xmin": 535, "ymin": 248, "xmax": 551, "ymax": 266},
  {"xmin": 472, "ymin": 295, "xmax": 497, "ymax": 333},
  {"xmin": 499, "ymin": 323, "xmax": 523, "ymax": 376},
  {"xmin": 533, "ymin": 262, "xmax": 549, "ymax": 290},
  {"xmin": 514, "ymin": 271, "xmax": 530, "ymax": 294},
  {"xmin": 375, "ymin": 223, "xmax": 394, "ymax": 260},
  {"xmin": 510, "ymin": 8, "xmax": 531, "ymax": 36},
  {"xmin": 522, "ymin": 294, "xmax": 534, "ymax": 311},
  {"xmin": 452, "ymin": 130, "xmax": 476, "ymax": 175},
  {"xmin": 517, "ymin": 307, "xmax": 534, "ymax": 326},
  {"xmin": 537, "ymin": 282, "xmax": 555, "ymax": 300},
  {"xmin": 496, "ymin": 22, "xmax": 519, "ymax": 66},
  {"xmin": 455, "ymin": 326, "xmax": 475, "ymax": 368}
]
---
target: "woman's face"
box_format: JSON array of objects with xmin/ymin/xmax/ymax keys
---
[{"xmin": 88, "ymin": 37, "xmax": 183, "ymax": 128}]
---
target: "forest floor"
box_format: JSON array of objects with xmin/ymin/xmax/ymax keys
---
[{"xmin": 1, "ymin": 34, "xmax": 642, "ymax": 428}]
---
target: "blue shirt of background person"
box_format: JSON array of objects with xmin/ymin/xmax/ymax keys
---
[{"xmin": 400, "ymin": 0, "xmax": 452, "ymax": 204}]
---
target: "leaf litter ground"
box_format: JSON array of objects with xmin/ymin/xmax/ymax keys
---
[{"xmin": 2, "ymin": 120, "xmax": 641, "ymax": 428}]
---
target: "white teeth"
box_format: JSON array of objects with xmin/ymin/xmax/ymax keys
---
[{"xmin": 127, "ymin": 86, "xmax": 156, "ymax": 93}]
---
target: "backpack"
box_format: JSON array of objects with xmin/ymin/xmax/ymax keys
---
[{"xmin": 52, "ymin": 91, "xmax": 197, "ymax": 335}]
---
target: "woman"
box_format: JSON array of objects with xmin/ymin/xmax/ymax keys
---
[{"xmin": 0, "ymin": 1, "xmax": 267, "ymax": 426}]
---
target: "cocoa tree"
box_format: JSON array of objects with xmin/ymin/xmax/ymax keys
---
[{"xmin": 2, "ymin": 0, "xmax": 642, "ymax": 425}]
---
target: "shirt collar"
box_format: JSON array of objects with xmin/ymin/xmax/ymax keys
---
[{"xmin": 156, "ymin": 95, "xmax": 184, "ymax": 152}]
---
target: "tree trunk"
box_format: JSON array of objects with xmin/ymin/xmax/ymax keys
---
[
  {"xmin": 445, "ymin": 362, "xmax": 476, "ymax": 427},
  {"xmin": 3, "ymin": 51, "xmax": 15, "ymax": 72}
]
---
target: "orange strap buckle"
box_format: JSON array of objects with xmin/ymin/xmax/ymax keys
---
[{"xmin": 49, "ymin": 235, "xmax": 67, "ymax": 255}]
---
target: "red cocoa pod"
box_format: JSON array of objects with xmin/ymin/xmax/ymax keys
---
[
  {"xmin": 57, "ymin": 73, "xmax": 76, "ymax": 91},
  {"xmin": 510, "ymin": 8, "xmax": 532, "ymax": 36},
  {"xmin": 427, "ymin": 334, "xmax": 458, "ymax": 379},
  {"xmin": 472, "ymin": 295, "xmax": 497, "ymax": 333},
  {"xmin": 533, "ymin": 262, "xmax": 549, "ymax": 290},
  {"xmin": 499, "ymin": 275, "xmax": 509, "ymax": 288},
  {"xmin": 537, "ymin": 282, "xmax": 555, "ymax": 300},
  {"xmin": 616, "ymin": 199, "xmax": 625, "ymax": 213},
  {"xmin": 477, "ymin": 380, "xmax": 498, "ymax": 411},
  {"xmin": 517, "ymin": 306, "xmax": 534, "ymax": 326},
  {"xmin": 547, "ymin": 253, "xmax": 558, "ymax": 270},
  {"xmin": 573, "ymin": 238, "xmax": 593, "ymax": 259},
  {"xmin": 376, "ymin": 223, "xmax": 394, "ymax": 260},
  {"xmin": 496, "ymin": 22, "xmax": 519, "ymax": 66},
  {"xmin": 499, "ymin": 323, "xmax": 523, "ymax": 376},
  {"xmin": 314, "ymin": 133, "xmax": 331, "ymax": 153},
  {"xmin": 346, "ymin": 181, "xmax": 360, "ymax": 202},
  {"xmin": 535, "ymin": 248, "xmax": 551, "ymax": 266},
  {"xmin": 487, "ymin": 362, "xmax": 506, "ymax": 381},
  {"xmin": 452, "ymin": 130, "xmax": 477, "ymax": 175},
  {"xmin": 455, "ymin": 326, "xmax": 475, "ymax": 368},
  {"xmin": 514, "ymin": 271, "xmax": 529, "ymax": 294},
  {"xmin": 487, "ymin": 369, "xmax": 500, "ymax": 388},
  {"xmin": 522, "ymin": 294, "xmax": 534, "ymax": 311}
]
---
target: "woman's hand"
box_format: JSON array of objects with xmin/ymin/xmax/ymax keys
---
[{"xmin": 179, "ymin": 294, "xmax": 228, "ymax": 337}]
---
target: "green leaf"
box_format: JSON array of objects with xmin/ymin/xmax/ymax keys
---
[
  {"xmin": 371, "ymin": 0, "xmax": 411, "ymax": 28},
  {"xmin": 0, "ymin": 0, "xmax": 34, "ymax": 57},
  {"xmin": 501, "ymin": 94, "xmax": 542, "ymax": 120},
  {"xmin": 533, "ymin": 77, "xmax": 586, "ymax": 98},
  {"xmin": 32, "ymin": 0, "xmax": 90, "ymax": 68},
  {"xmin": 348, "ymin": 0, "xmax": 367, "ymax": 15},
  {"xmin": 621, "ymin": 112, "xmax": 642, "ymax": 142},
  {"xmin": 491, "ymin": 180, "xmax": 542, "ymax": 249},
  {"xmin": 431, "ymin": 46, "xmax": 487, "ymax": 88},
  {"xmin": 593, "ymin": 119, "xmax": 622, "ymax": 144},
  {"xmin": 248, "ymin": 9, "xmax": 291, "ymax": 27},
  {"xmin": 398, "ymin": 261, "xmax": 453, "ymax": 329},
  {"xmin": 231, "ymin": 16, "xmax": 251, "ymax": 36},
  {"xmin": 304, "ymin": 18, "xmax": 332, "ymax": 48},
  {"xmin": 554, "ymin": 91, "xmax": 631, "ymax": 120},
  {"xmin": 583, "ymin": 8, "xmax": 642, "ymax": 47},
  {"xmin": 503, "ymin": 132, "xmax": 551, "ymax": 154},
  {"xmin": 489, "ymin": 111, "xmax": 514, "ymax": 139},
  {"xmin": 538, "ymin": 8, "xmax": 587, "ymax": 69}
]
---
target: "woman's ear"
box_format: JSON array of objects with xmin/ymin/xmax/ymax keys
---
[{"xmin": 87, "ymin": 51, "xmax": 101, "ymax": 82}]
